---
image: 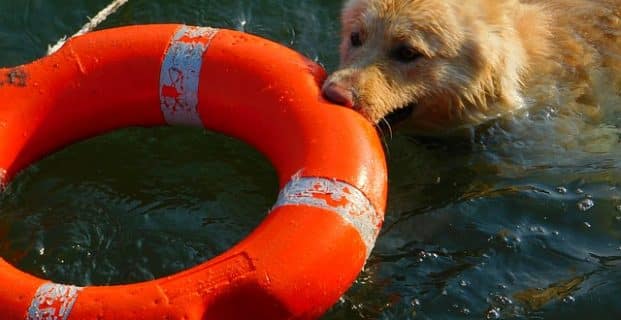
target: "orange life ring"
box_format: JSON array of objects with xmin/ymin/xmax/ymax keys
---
[{"xmin": 0, "ymin": 24, "xmax": 387, "ymax": 319}]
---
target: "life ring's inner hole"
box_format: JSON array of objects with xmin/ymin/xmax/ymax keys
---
[{"xmin": 0, "ymin": 126, "xmax": 277, "ymax": 286}]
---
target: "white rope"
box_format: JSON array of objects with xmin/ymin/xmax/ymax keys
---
[{"xmin": 47, "ymin": 0, "xmax": 130, "ymax": 55}]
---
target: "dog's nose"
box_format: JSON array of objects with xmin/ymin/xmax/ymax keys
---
[{"xmin": 322, "ymin": 82, "xmax": 354, "ymax": 108}]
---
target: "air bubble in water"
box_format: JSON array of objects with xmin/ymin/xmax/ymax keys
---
[
  {"xmin": 529, "ymin": 226, "xmax": 546, "ymax": 233},
  {"xmin": 577, "ymin": 198, "xmax": 594, "ymax": 211},
  {"xmin": 486, "ymin": 308, "xmax": 501, "ymax": 319}
]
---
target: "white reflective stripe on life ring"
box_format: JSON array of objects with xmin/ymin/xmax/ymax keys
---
[
  {"xmin": 27, "ymin": 282, "xmax": 83, "ymax": 320},
  {"xmin": 160, "ymin": 25, "xmax": 218, "ymax": 126},
  {"xmin": 273, "ymin": 176, "xmax": 382, "ymax": 258}
]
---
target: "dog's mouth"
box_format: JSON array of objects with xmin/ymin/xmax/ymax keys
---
[{"xmin": 383, "ymin": 103, "xmax": 416, "ymax": 125}]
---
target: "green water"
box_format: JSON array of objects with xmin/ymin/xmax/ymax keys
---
[{"xmin": 1, "ymin": 1, "xmax": 620, "ymax": 319}]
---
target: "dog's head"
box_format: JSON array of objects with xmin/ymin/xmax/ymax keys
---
[{"xmin": 323, "ymin": 0, "xmax": 529, "ymax": 133}]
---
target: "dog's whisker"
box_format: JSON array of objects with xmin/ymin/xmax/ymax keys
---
[
  {"xmin": 381, "ymin": 117, "xmax": 394, "ymax": 141},
  {"xmin": 375, "ymin": 122, "xmax": 391, "ymax": 157}
]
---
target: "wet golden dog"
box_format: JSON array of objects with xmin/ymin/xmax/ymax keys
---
[{"xmin": 322, "ymin": 0, "xmax": 621, "ymax": 134}]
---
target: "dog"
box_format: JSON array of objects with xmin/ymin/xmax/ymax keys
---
[{"xmin": 322, "ymin": 0, "xmax": 621, "ymax": 135}]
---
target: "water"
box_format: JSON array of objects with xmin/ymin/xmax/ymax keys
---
[{"xmin": 1, "ymin": 1, "xmax": 620, "ymax": 319}]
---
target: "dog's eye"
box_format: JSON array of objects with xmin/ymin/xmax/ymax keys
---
[
  {"xmin": 391, "ymin": 45, "xmax": 423, "ymax": 63},
  {"xmin": 350, "ymin": 32, "xmax": 363, "ymax": 47}
]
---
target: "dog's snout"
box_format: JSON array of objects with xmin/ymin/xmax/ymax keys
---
[{"xmin": 322, "ymin": 82, "xmax": 355, "ymax": 108}]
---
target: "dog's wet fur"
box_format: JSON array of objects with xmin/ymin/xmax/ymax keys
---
[{"xmin": 323, "ymin": 0, "xmax": 621, "ymax": 134}]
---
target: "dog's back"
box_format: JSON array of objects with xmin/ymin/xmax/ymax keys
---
[{"xmin": 523, "ymin": 0, "xmax": 621, "ymax": 121}]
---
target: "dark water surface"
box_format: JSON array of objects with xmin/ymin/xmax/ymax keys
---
[{"xmin": 1, "ymin": 1, "xmax": 620, "ymax": 319}]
